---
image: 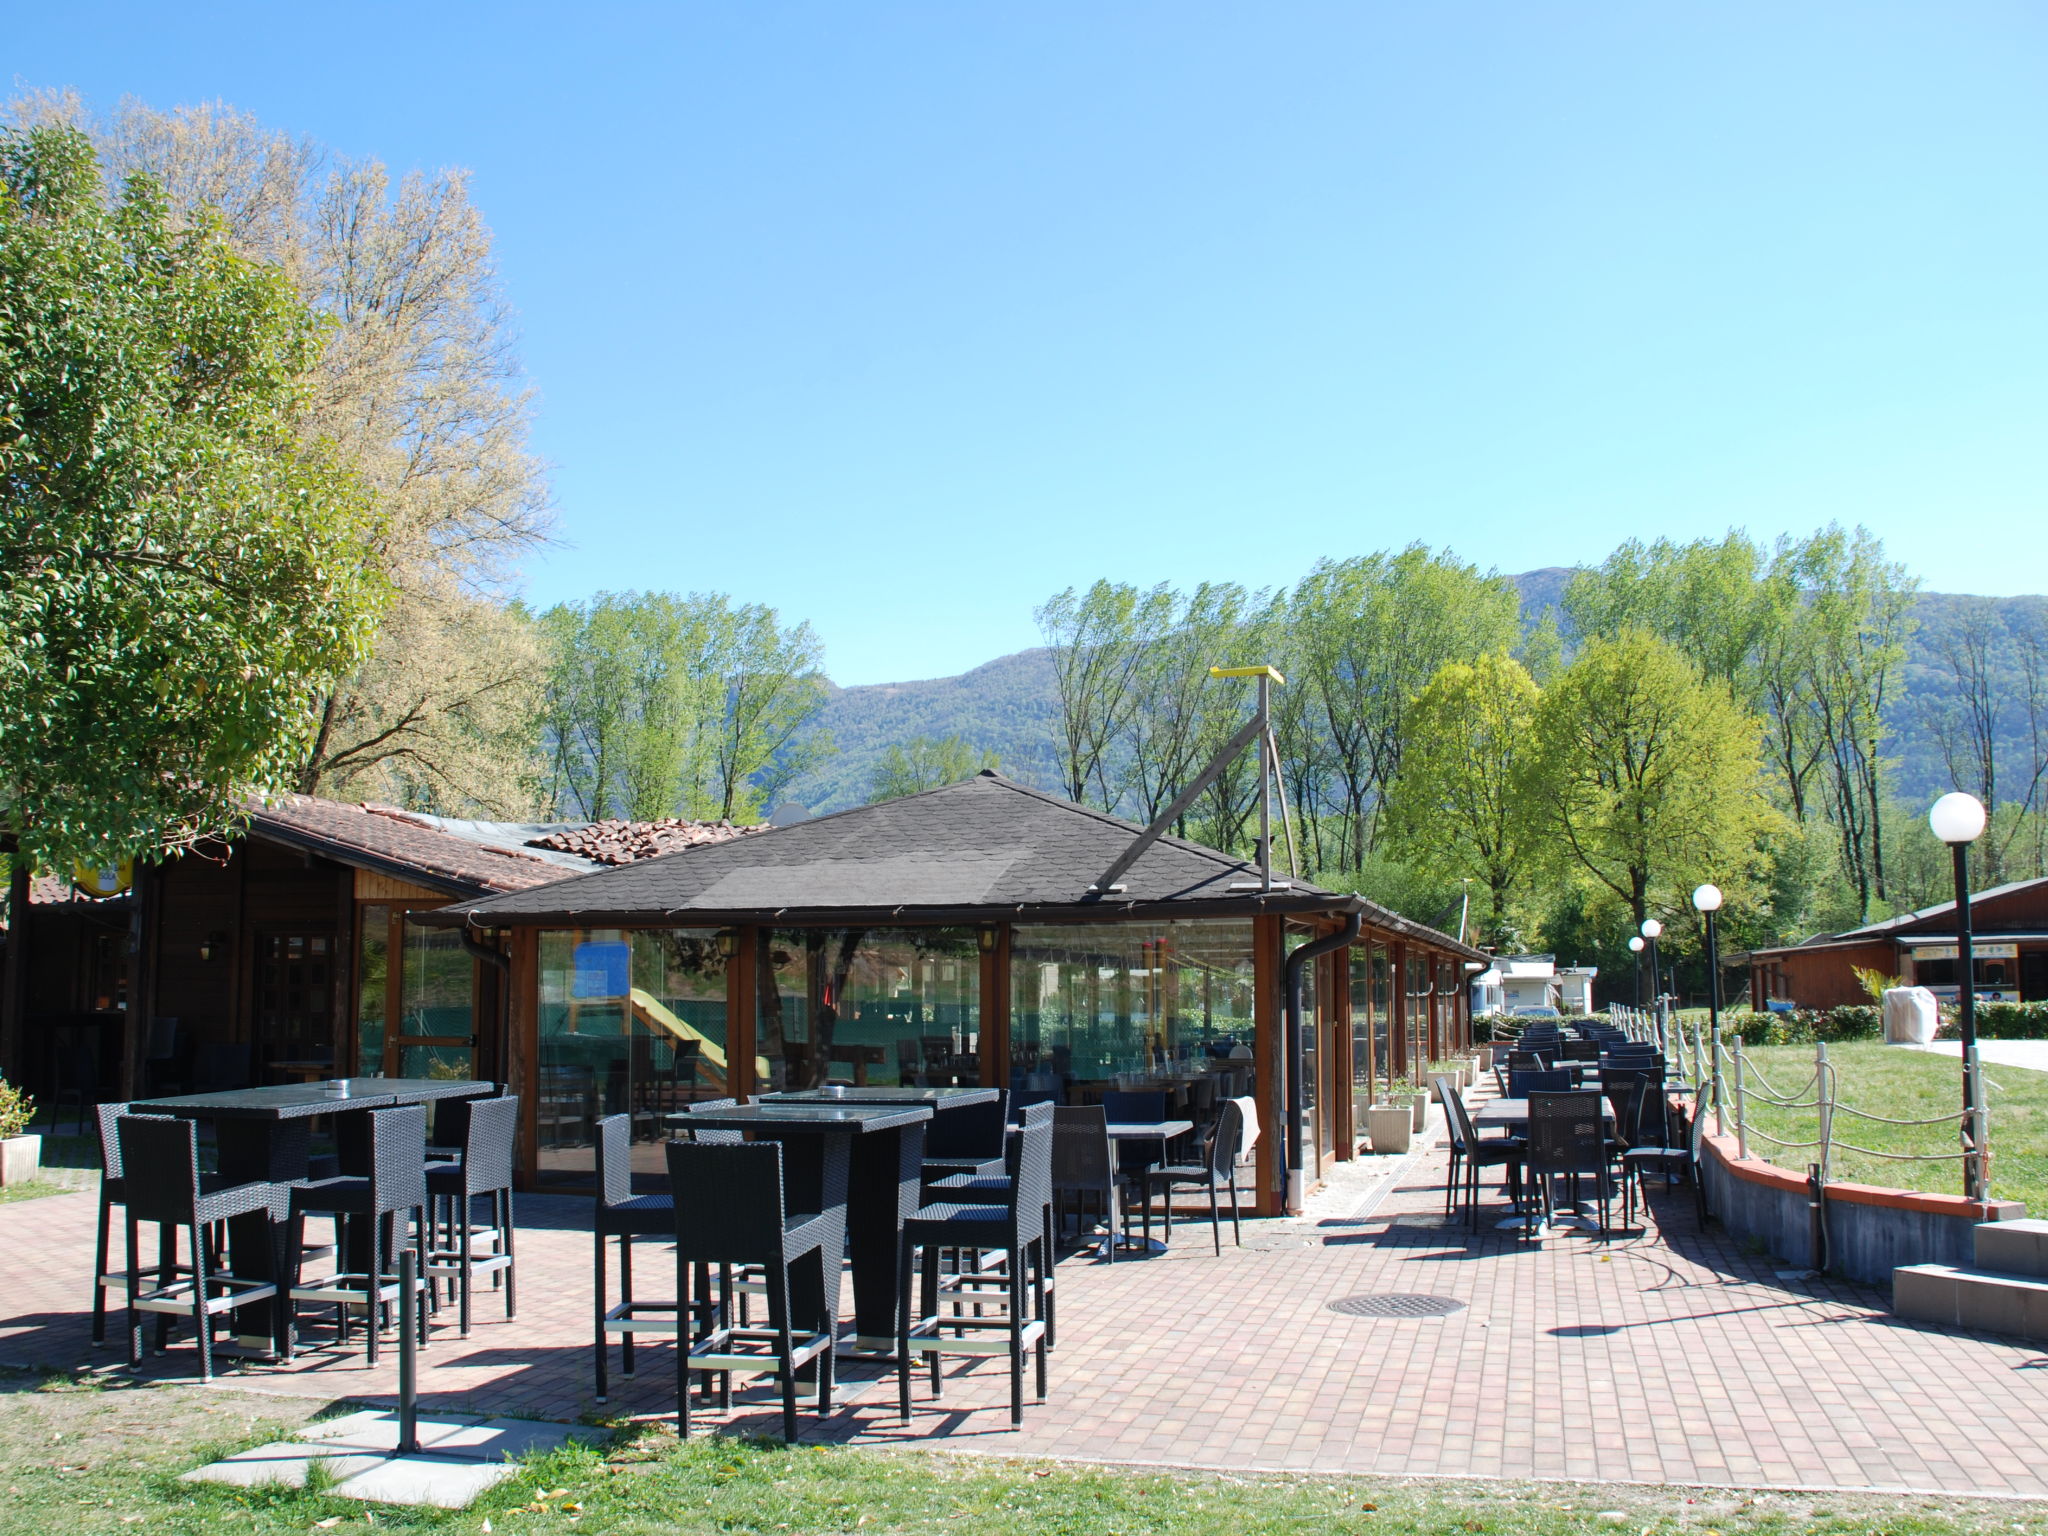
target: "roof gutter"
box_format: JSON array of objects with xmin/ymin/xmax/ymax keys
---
[{"xmin": 1282, "ymin": 911, "xmax": 1361, "ymax": 1213}]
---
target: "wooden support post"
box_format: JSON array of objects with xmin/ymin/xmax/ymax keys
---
[
  {"xmin": 507, "ymin": 928, "xmax": 539, "ymax": 1191},
  {"xmin": 978, "ymin": 924, "xmax": 1010, "ymax": 1089},
  {"xmin": 730, "ymin": 926, "xmax": 758, "ymax": 1101},
  {"xmin": 1252, "ymin": 914, "xmax": 1286, "ymax": 1216},
  {"xmin": 1390, "ymin": 945, "xmax": 1409, "ymax": 1085},
  {"xmin": 1330, "ymin": 942, "xmax": 1353, "ymax": 1159}
]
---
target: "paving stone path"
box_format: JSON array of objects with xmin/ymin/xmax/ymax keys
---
[{"xmin": 5, "ymin": 1119, "xmax": 2047, "ymax": 1495}]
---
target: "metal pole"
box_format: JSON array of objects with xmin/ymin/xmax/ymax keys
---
[
  {"xmin": 397, "ymin": 1249, "xmax": 419, "ymax": 1455},
  {"xmin": 1954, "ymin": 842, "xmax": 1984, "ymax": 1202},
  {"xmin": 1706, "ymin": 907, "xmax": 1723, "ymax": 1136},
  {"xmin": 1633, "ymin": 946, "xmax": 1643, "ymax": 1010},
  {"xmin": 1257, "ymin": 673, "xmax": 1273, "ymax": 892},
  {"xmin": 1817, "ymin": 1040, "xmax": 1833, "ymax": 1185}
]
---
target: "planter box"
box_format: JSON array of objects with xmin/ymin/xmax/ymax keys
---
[
  {"xmin": 1408, "ymin": 1092, "xmax": 1428, "ymax": 1132},
  {"xmin": 0, "ymin": 1134, "xmax": 41, "ymax": 1187},
  {"xmin": 1366, "ymin": 1105, "xmax": 1413, "ymax": 1156}
]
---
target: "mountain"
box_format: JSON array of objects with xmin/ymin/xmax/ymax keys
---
[{"xmin": 778, "ymin": 574, "xmax": 2042, "ymax": 814}]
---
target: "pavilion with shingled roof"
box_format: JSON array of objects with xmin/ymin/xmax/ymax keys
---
[{"xmin": 418, "ymin": 771, "xmax": 1486, "ymax": 1214}]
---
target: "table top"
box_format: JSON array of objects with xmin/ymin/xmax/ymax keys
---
[
  {"xmin": 1106, "ymin": 1119, "xmax": 1195, "ymax": 1140},
  {"xmin": 131, "ymin": 1078, "xmax": 494, "ymax": 1120},
  {"xmin": 667, "ymin": 1102, "xmax": 933, "ymax": 1134},
  {"xmin": 762, "ymin": 1086, "xmax": 1000, "ymax": 1108},
  {"xmin": 1474, "ymin": 1097, "xmax": 1616, "ymax": 1128}
]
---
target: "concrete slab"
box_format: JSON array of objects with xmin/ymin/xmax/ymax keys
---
[
  {"xmin": 426, "ymin": 1417, "xmax": 607, "ymax": 1460},
  {"xmin": 1974, "ymin": 1218, "xmax": 2048, "ymax": 1279},
  {"xmin": 180, "ymin": 1442, "xmax": 385, "ymax": 1490},
  {"xmin": 300, "ymin": 1410, "xmax": 488, "ymax": 1450},
  {"xmin": 329, "ymin": 1455, "xmax": 518, "ymax": 1509}
]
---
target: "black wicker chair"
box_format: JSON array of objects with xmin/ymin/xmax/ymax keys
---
[
  {"xmin": 91, "ymin": 1101, "xmax": 156, "ymax": 1347},
  {"xmin": 1435, "ymin": 1077, "xmax": 1524, "ymax": 1230},
  {"xmin": 667, "ymin": 1138, "xmax": 841, "ymax": 1442},
  {"xmin": 424, "ymin": 1095, "xmax": 519, "ymax": 1336},
  {"xmin": 925, "ymin": 1101, "xmax": 1059, "ymax": 1348},
  {"xmin": 592, "ymin": 1110, "xmax": 683, "ymax": 1403},
  {"xmin": 920, "ymin": 1091, "xmax": 1011, "ymax": 1188},
  {"xmin": 115, "ymin": 1114, "xmax": 282, "ymax": 1379},
  {"xmin": 1523, "ymin": 1091, "xmax": 1613, "ymax": 1236},
  {"xmin": 1048, "ymin": 1105, "xmax": 1132, "ymax": 1260},
  {"xmin": 1141, "ymin": 1098, "xmax": 1245, "ymax": 1254},
  {"xmin": 286, "ymin": 1103, "xmax": 430, "ymax": 1364},
  {"xmin": 897, "ymin": 1107, "xmax": 1052, "ymax": 1427},
  {"xmin": 1509, "ymin": 1067, "xmax": 1574, "ymax": 1097}
]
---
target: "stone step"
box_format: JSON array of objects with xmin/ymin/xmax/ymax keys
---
[
  {"xmin": 1893, "ymin": 1262, "xmax": 2048, "ymax": 1340},
  {"xmin": 1973, "ymin": 1218, "xmax": 2048, "ymax": 1279}
]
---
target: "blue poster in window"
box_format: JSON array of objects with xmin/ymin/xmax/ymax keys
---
[{"xmin": 572, "ymin": 941, "xmax": 631, "ymax": 1000}]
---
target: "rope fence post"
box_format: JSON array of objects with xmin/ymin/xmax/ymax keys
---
[
  {"xmin": 1732, "ymin": 1035, "xmax": 1746, "ymax": 1160},
  {"xmin": 1968, "ymin": 1046, "xmax": 1989, "ymax": 1203},
  {"xmin": 1816, "ymin": 1040, "xmax": 1833, "ymax": 1185}
]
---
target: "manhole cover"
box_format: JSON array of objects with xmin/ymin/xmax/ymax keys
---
[{"xmin": 1328, "ymin": 1293, "xmax": 1468, "ymax": 1318}]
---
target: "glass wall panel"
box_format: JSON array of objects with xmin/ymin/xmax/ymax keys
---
[
  {"xmin": 1009, "ymin": 921, "xmax": 1255, "ymax": 1106},
  {"xmin": 756, "ymin": 929, "xmax": 980, "ymax": 1091},
  {"xmin": 537, "ymin": 928, "xmax": 729, "ymax": 1188},
  {"xmin": 1350, "ymin": 946, "xmax": 1389, "ymax": 1101},
  {"xmin": 399, "ymin": 922, "xmax": 471, "ymax": 1040},
  {"xmin": 356, "ymin": 914, "xmax": 389, "ymax": 1078}
]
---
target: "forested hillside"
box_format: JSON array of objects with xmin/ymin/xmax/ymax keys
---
[{"xmin": 779, "ymin": 574, "xmax": 2042, "ymax": 816}]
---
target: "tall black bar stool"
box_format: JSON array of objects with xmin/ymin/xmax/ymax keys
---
[
  {"xmin": 286, "ymin": 1103, "xmax": 430, "ymax": 1363},
  {"xmin": 667, "ymin": 1138, "xmax": 841, "ymax": 1443},
  {"xmin": 115, "ymin": 1115, "xmax": 282, "ymax": 1380},
  {"xmin": 898, "ymin": 1108, "xmax": 1053, "ymax": 1427},
  {"xmin": 424, "ymin": 1095, "xmax": 519, "ymax": 1336}
]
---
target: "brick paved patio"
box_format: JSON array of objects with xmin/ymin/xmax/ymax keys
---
[{"xmin": 5, "ymin": 1122, "xmax": 2047, "ymax": 1496}]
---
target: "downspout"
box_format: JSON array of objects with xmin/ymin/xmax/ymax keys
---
[{"xmin": 1283, "ymin": 911, "xmax": 1361, "ymax": 1213}]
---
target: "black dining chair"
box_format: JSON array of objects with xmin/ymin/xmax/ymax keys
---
[
  {"xmin": 1523, "ymin": 1091, "xmax": 1614, "ymax": 1237},
  {"xmin": 1100, "ymin": 1090, "xmax": 1172, "ymax": 1178},
  {"xmin": 424, "ymin": 1094, "xmax": 518, "ymax": 1336},
  {"xmin": 286, "ymin": 1104, "xmax": 431, "ymax": 1363},
  {"xmin": 921, "ymin": 1091, "xmax": 1012, "ymax": 1188},
  {"xmin": 1141, "ymin": 1098, "xmax": 1246, "ymax": 1255},
  {"xmin": 1509, "ymin": 1068, "xmax": 1574, "ymax": 1097},
  {"xmin": 1436, "ymin": 1080, "xmax": 1524, "ymax": 1231},
  {"xmin": 116, "ymin": 1114, "xmax": 283, "ymax": 1379},
  {"xmin": 898, "ymin": 1109, "xmax": 1053, "ymax": 1427},
  {"xmin": 592, "ymin": 1110, "xmax": 686, "ymax": 1404},
  {"xmin": 90, "ymin": 1101, "xmax": 150, "ymax": 1347},
  {"xmin": 927, "ymin": 1101, "xmax": 1060, "ymax": 1349},
  {"xmin": 1048, "ymin": 1106, "xmax": 1133, "ymax": 1261},
  {"xmin": 667, "ymin": 1138, "xmax": 840, "ymax": 1442}
]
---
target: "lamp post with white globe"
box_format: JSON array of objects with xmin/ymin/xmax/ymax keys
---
[
  {"xmin": 1930, "ymin": 791, "xmax": 1990, "ymax": 1202},
  {"xmin": 1694, "ymin": 884, "xmax": 1725, "ymax": 1131},
  {"xmin": 1628, "ymin": 935, "xmax": 1646, "ymax": 1010}
]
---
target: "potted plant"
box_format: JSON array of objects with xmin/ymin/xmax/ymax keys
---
[
  {"xmin": 0, "ymin": 1079, "xmax": 38, "ymax": 1187},
  {"xmin": 1364, "ymin": 1098, "xmax": 1413, "ymax": 1155},
  {"xmin": 1377, "ymin": 1076, "xmax": 1429, "ymax": 1131}
]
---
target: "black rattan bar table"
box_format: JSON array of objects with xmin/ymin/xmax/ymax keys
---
[
  {"xmin": 669, "ymin": 1100, "xmax": 933, "ymax": 1360},
  {"xmin": 130, "ymin": 1078, "xmax": 495, "ymax": 1351}
]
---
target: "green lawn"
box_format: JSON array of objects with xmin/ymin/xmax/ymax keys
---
[
  {"xmin": 1732, "ymin": 1041, "xmax": 2048, "ymax": 1214},
  {"xmin": 0, "ymin": 1369, "xmax": 2038, "ymax": 1536}
]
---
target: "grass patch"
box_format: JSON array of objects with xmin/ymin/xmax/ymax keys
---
[
  {"xmin": 0, "ymin": 1177, "xmax": 87, "ymax": 1205},
  {"xmin": 2, "ymin": 1368, "xmax": 2045, "ymax": 1534},
  {"xmin": 1736, "ymin": 1041, "xmax": 2048, "ymax": 1211}
]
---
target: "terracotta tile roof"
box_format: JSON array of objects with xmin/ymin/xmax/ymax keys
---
[
  {"xmin": 250, "ymin": 795, "xmax": 576, "ymax": 896},
  {"xmin": 523, "ymin": 817, "xmax": 766, "ymax": 866}
]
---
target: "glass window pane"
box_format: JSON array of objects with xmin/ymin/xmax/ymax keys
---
[
  {"xmin": 537, "ymin": 928, "xmax": 730, "ymax": 1190},
  {"xmin": 400, "ymin": 921, "xmax": 472, "ymax": 1037},
  {"xmin": 757, "ymin": 929, "xmax": 980, "ymax": 1092},
  {"xmin": 1009, "ymin": 920, "xmax": 1254, "ymax": 1107}
]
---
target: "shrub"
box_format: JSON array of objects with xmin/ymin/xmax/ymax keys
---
[{"xmin": 0, "ymin": 1079, "xmax": 33, "ymax": 1140}]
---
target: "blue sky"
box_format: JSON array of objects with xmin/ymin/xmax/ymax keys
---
[{"xmin": 12, "ymin": 3, "xmax": 2048, "ymax": 684}]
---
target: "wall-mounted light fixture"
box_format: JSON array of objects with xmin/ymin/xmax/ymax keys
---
[
  {"xmin": 716, "ymin": 929, "xmax": 741, "ymax": 959},
  {"xmin": 199, "ymin": 930, "xmax": 228, "ymax": 962},
  {"xmin": 978, "ymin": 926, "xmax": 999, "ymax": 953}
]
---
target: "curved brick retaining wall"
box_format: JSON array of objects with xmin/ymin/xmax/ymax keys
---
[{"xmin": 1688, "ymin": 1106, "xmax": 2022, "ymax": 1285}]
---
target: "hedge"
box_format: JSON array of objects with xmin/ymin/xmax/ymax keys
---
[{"xmin": 1710, "ymin": 1001, "xmax": 2048, "ymax": 1046}]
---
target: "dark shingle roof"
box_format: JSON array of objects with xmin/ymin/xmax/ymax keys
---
[{"xmin": 418, "ymin": 772, "xmax": 1484, "ymax": 956}]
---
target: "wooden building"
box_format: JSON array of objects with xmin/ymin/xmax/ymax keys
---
[
  {"xmin": 419, "ymin": 771, "xmax": 1487, "ymax": 1214},
  {"xmin": 0, "ymin": 797, "xmax": 600, "ymax": 1110},
  {"xmin": 1742, "ymin": 875, "xmax": 2048, "ymax": 1011}
]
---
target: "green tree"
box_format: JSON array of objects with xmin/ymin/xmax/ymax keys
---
[
  {"xmin": 0, "ymin": 125, "xmax": 382, "ymax": 869},
  {"xmin": 1289, "ymin": 546, "xmax": 1521, "ymax": 870},
  {"xmin": 1518, "ymin": 631, "xmax": 1776, "ymax": 929},
  {"xmin": 867, "ymin": 736, "xmax": 998, "ymax": 803},
  {"xmin": 538, "ymin": 591, "xmax": 830, "ymax": 823},
  {"xmin": 1036, "ymin": 581, "xmax": 1160, "ymax": 809},
  {"xmin": 1382, "ymin": 653, "xmax": 1541, "ymax": 946},
  {"xmin": 11, "ymin": 93, "xmax": 555, "ymax": 815}
]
